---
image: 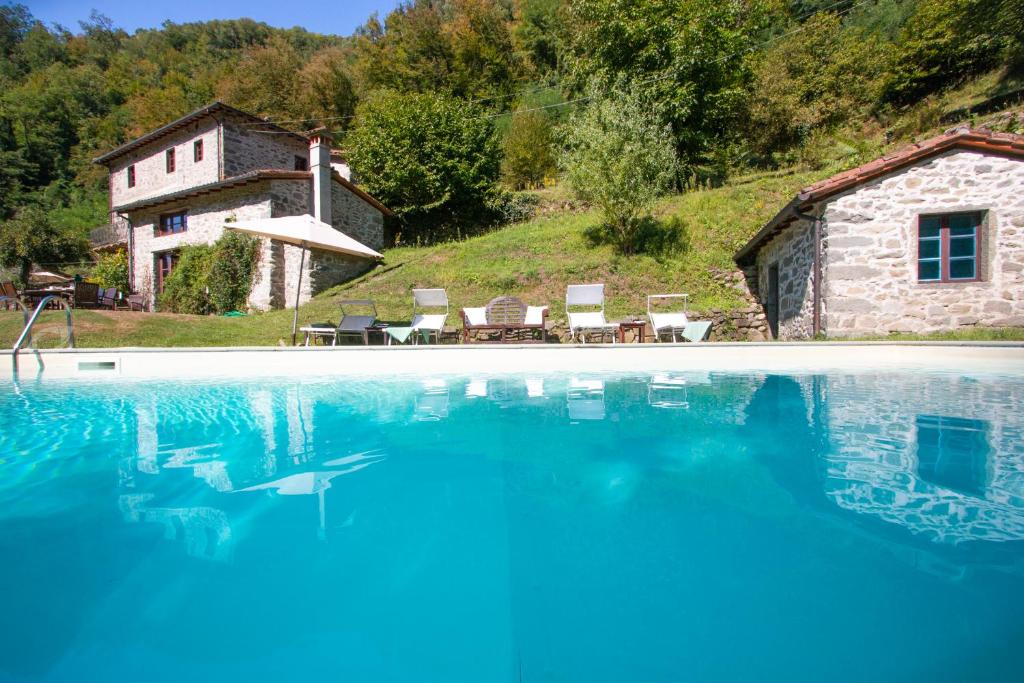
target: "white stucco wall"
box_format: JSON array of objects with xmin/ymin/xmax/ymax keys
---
[{"xmin": 822, "ymin": 150, "xmax": 1024, "ymax": 337}]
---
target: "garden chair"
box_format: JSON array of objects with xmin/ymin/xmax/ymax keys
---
[
  {"xmin": 410, "ymin": 288, "xmax": 449, "ymax": 344},
  {"xmin": 647, "ymin": 294, "xmax": 713, "ymax": 343},
  {"xmin": 566, "ymin": 284, "xmax": 618, "ymax": 343}
]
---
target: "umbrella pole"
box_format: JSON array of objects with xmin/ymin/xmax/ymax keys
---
[{"xmin": 291, "ymin": 244, "xmax": 307, "ymax": 346}]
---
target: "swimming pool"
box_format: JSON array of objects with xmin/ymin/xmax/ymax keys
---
[{"xmin": 2, "ymin": 367, "xmax": 1023, "ymax": 681}]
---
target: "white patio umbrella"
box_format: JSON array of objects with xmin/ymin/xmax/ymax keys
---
[
  {"xmin": 29, "ymin": 270, "xmax": 72, "ymax": 285},
  {"xmin": 224, "ymin": 215, "xmax": 383, "ymax": 344}
]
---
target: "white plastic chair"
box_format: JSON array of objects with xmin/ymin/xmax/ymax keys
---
[
  {"xmin": 411, "ymin": 288, "xmax": 448, "ymax": 344},
  {"xmin": 647, "ymin": 294, "xmax": 712, "ymax": 343},
  {"xmin": 566, "ymin": 284, "xmax": 618, "ymax": 343}
]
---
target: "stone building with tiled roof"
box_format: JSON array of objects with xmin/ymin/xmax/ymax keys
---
[
  {"xmin": 735, "ymin": 128, "xmax": 1024, "ymax": 339},
  {"xmin": 92, "ymin": 102, "xmax": 392, "ymax": 310}
]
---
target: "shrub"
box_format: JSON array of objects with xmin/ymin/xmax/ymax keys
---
[
  {"xmin": 346, "ymin": 90, "xmax": 501, "ymax": 240},
  {"xmin": 158, "ymin": 244, "xmax": 214, "ymax": 315},
  {"xmin": 558, "ymin": 85, "xmax": 678, "ymax": 254},
  {"xmin": 90, "ymin": 249, "xmax": 129, "ymax": 292},
  {"xmin": 208, "ymin": 232, "xmax": 260, "ymax": 313}
]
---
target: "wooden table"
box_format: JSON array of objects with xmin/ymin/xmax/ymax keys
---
[{"xmin": 617, "ymin": 320, "xmax": 647, "ymax": 343}]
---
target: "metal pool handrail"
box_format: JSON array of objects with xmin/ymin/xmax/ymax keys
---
[{"xmin": 12, "ymin": 295, "xmax": 74, "ymax": 376}]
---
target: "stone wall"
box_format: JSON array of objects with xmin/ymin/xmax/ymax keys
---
[
  {"xmin": 331, "ymin": 179, "xmax": 385, "ymax": 252},
  {"xmin": 822, "ymin": 150, "xmax": 1024, "ymax": 336},
  {"xmin": 129, "ymin": 184, "xmax": 274, "ymax": 310},
  {"xmin": 754, "ymin": 218, "xmax": 816, "ymax": 339},
  {"xmin": 222, "ymin": 113, "xmax": 309, "ymax": 176},
  {"xmin": 109, "ymin": 119, "xmax": 221, "ymax": 210}
]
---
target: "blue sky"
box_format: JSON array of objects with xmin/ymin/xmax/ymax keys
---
[{"xmin": 24, "ymin": 0, "xmax": 401, "ymax": 36}]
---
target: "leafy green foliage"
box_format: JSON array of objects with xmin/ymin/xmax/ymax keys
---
[
  {"xmin": 158, "ymin": 233, "xmax": 260, "ymax": 314},
  {"xmin": 501, "ymin": 108, "xmax": 557, "ymax": 189},
  {"xmin": 0, "ymin": 205, "xmax": 87, "ymax": 285},
  {"xmin": 746, "ymin": 12, "xmax": 890, "ymax": 163},
  {"xmin": 352, "ymin": 0, "xmax": 523, "ymax": 101},
  {"xmin": 558, "ymin": 86, "xmax": 678, "ymax": 253},
  {"xmin": 562, "ymin": 0, "xmax": 770, "ymax": 168},
  {"xmin": 883, "ymin": 0, "xmax": 1024, "ymax": 105},
  {"xmin": 208, "ymin": 232, "xmax": 260, "ymax": 313},
  {"xmin": 158, "ymin": 244, "xmax": 214, "ymax": 315},
  {"xmin": 347, "ymin": 90, "xmax": 501, "ymax": 240},
  {"xmin": 90, "ymin": 249, "xmax": 129, "ymax": 292}
]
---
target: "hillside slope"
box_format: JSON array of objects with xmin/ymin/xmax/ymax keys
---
[{"xmin": 0, "ymin": 169, "xmax": 821, "ymax": 347}]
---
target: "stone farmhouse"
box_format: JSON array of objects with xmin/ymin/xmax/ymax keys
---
[
  {"xmin": 92, "ymin": 101, "xmax": 391, "ymax": 310},
  {"xmin": 735, "ymin": 128, "xmax": 1024, "ymax": 339}
]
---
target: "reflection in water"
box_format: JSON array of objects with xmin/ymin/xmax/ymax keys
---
[
  {"xmin": 567, "ymin": 378, "xmax": 605, "ymax": 421},
  {"xmin": 119, "ymin": 493, "xmax": 232, "ymax": 562},
  {"xmin": 2, "ymin": 371, "xmax": 1024, "ymax": 682},
  {"xmin": 415, "ymin": 379, "xmax": 449, "ymax": 421},
  {"xmin": 745, "ymin": 373, "xmax": 1024, "ymax": 547}
]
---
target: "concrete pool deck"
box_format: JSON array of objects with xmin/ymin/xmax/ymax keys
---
[{"xmin": 3, "ymin": 342, "xmax": 1024, "ymax": 381}]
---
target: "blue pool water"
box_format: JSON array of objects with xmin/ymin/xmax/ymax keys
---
[{"xmin": 1, "ymin": 370, "xmax": 1023, "ymax": 682}]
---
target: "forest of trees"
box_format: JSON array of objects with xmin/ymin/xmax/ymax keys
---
[{"xmin": 0, "ymin": 0, "xmax": 1021, "ymax": 256}]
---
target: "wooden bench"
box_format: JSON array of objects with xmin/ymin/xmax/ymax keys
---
[{"xmin": 460, "ymin": 296, "xmax": 548, "ymax": 343}]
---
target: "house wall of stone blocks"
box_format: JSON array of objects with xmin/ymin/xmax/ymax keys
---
[
  {"xmin": 130, "ymin": 184, "xmax": 275, "ymax": 309},
  {"xmin": 754, "ymin": 219, "xmax": 816, "ymax": 339},
  {"xmin": 129, "ymin": 177, "xmax": 384, "ymax": 312},
  {"xmin": 109, "ymin": 120, "xmax": 221, "ymax": 209},
  {"xmin": 222, "ymin": 115, "xmax": 310, "ymax": 176},
  {"xmin": 756, "ymin": 150, "xmax": 1024, "ymax": 339},
  {"xmin": 821, "ymin": 150, "xmax": 1024, "ymax": 337}
]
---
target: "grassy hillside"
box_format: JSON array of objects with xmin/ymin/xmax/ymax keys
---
[{"xmin": 0, "ymin": 169, "xmax": 820, "ymax": 348}]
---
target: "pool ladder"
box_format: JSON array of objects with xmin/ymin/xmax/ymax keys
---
[{"xmin": 5, "ymin": 295, "xmax": 74, "ymax": 376}]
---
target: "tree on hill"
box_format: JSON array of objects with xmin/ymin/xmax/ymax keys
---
[
  {"xmin": 562, "ymin": 0, "xmax": 769, "ymax": 170},
  {"xmin": 0, "ymin": 206, "xmax": 87, "ymax": 285},
  {"xmin": 502, "ymin": 107, "xmax": 557, "ymax": 189},
  {"xmin": 346, "ymin": 89, "xmax": 500, "ymax": 241},
  {"xmin": 558, "ymin": 85, "xmax": 677, "ymax": 254}
]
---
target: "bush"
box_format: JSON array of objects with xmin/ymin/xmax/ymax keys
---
[
  {"xmin": 346, "ymin": 90, "xmax": 501, "ymax": 241},
  {"xmin": 558, "ymin": 85, "xmax": 678, "ymax": 254},
  {"xmin": 158, "ymin": 233, "xmax": 261, "ymax": 314},
  {"xmin": 208, "ymin": 232, "xmax": 260, "ymax": 313},
  {"xmin": 90, "ymin": 249, "xmax": 129, "ymax": 292},
  {"xmin": 158, "ymin": 244, "xmax": 214, "ymax": 314}
]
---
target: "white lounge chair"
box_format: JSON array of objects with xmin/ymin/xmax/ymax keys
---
[
  {"xmin": 647, "ymin": 294, "xmax": 712, "ymax": 343},
  {"xmin": 411, "ymin": 288, "xmax": 449, "ymax": 344},
  {"xmin": 566, "ymin": 284, "xmax": 619, "ymax": 343}
]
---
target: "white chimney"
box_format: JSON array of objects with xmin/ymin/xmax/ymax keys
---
[{"xmin": 309, "ymin": 133, "xmax": 332, "ymax": 225}]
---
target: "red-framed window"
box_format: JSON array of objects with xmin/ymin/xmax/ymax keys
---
[
  {"xmin": 157, "ymin": 211, "xmax": 187, "ymax": 236},
  {"xmin": 127, "ymin": 165, "xmax": 136, "ymax": 188},
  {"xmin": 917, "ymin": 212, "xmax": 982, "ymax": 283},
  {"xmin": 155, "ymin": 251, "xmax": 179, "ymax": 293},
  {"xmin": 194, "ymin": 139, "xmax": 203, "ymax": 162},
  {"xmin": 166, "ymin": 148, "xmax": 176, "ymax": 173}
]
